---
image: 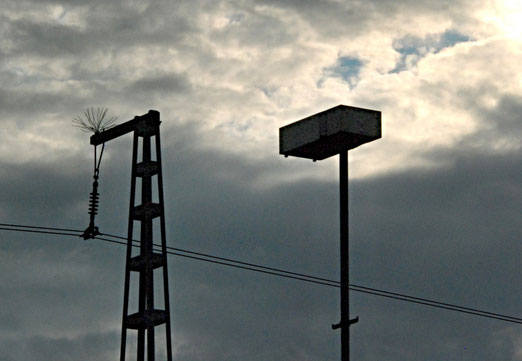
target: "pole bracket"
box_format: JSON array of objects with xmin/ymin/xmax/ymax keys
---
[
  {"xmin": 81, "ymin": 224, "xmax": 100, "ymax": 240},
  {"xmin": 331, "ymin": 316, "xmax": 359, "ymax": 330}
]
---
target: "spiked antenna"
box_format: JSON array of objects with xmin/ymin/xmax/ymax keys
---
[{"xmin": 73, "ymin": 107, "xmax": 118, "ymax": 134}]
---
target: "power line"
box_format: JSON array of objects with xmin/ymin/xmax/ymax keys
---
[
  {"xmin": 102, "ymin": 231, "xmax": 340, "ymax": 285},
  {"xmin": 0, "ymin": 223, "xmax": 81, "ymax": 233},
  {"xmin": 1, "ymin": 224, "xmax": 335, "ymax": 285},
  {"xmin": 95, "ymin": 235, "xmax": 340, "ymax": 288},
  {"xmin": 0, "ymin": 226, "xmax": 81, "ymax": 238},
  {"xmin": 0, "ymin": 223, "xmax": 521, "ymax": 325}
]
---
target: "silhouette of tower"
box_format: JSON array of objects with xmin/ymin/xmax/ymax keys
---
[{"xmin": 90, "ymin": 110, "xmax": 173, "ymax": 361}]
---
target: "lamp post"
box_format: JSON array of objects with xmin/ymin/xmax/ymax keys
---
[{"xmin": 279, "ymin": 105, "xmax": 381, "ymax": 361}]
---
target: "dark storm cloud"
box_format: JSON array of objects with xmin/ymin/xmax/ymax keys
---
[
  {"xmin": 185, "ymin": 151, "xmax": 520, "ymax": 360},
  {"xmin": 0, "ymin": 115, "xmax": 520, "ymax": 360},
  {"xmin": 168, "ymin": 133, "xmax": 519, "ymax": 360},
  {"xmin": 0, "ymin": 120, "xmax": 337, "ymax": 360},
  {"xmin": 0, "ymin": 331, "xmax": 119, "ymax": 361},
  {"xmin": 159, "ymin": 121, "xmax": 521, "ymax": 359},
  {"xmin": 0, "ymin": 158, "xmax": 127, "ymax": 360},
  {"xmin": 0, "ymin": 157, "xmax": 89, "ymax": 223},
  {"xmin": 351, "ymin": 149, "xmax": 521, "ymax": 304}
]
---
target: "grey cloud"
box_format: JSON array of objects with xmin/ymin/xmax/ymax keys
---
[
  {"xmin": 127, "ymin": 73, "xmax": 191, "ymax": 94},
  {"xmin": 0, "ymin": 331, "xmax": 119, "ymax": 361},
  {"xmin": 252, "ymin": 0, "xmax": 377, "ymax": 38},
  {"xmin": 476, "ymin": 95, "xmax": 522, "ymax": 138},
  {"xmin": 0, "ymin": 158, "xmax": 89, "ymax": 223},
  {"xmin": 1, "ymin": 2, "xmax": 192, "ymax": 60},
  {"xmin": 1, "ymin": 0, "xmax": 481, "ymax": 64},
  {"xmin": 208, "ymin": 8, "xmax": 300, "ymax": 48},
  {"xmin": 252, "ymin": 0, "xmax": 482, "ymax": 39},
  {"xmin": 438, "ymin": 93, "xmax": 522, "ymax": 151},
  {"xmin": 68, "ymin": 61, "xmax": 122, "ymax": 84},
  {"xmin": 6, "ymin": 19, "xmax": 89, "ymax": 58},
  {"xmin": 0, "ymin": 88, "xmax": 85, "ymax": 118},
  {"xmin": 351, "ymin": 149, "xmax": 521, "ymax": 304}
]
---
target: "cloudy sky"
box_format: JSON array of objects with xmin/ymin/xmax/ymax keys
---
[{"xmin": 1, "ymin": 0, "xmax": 521, "ymax": 360}]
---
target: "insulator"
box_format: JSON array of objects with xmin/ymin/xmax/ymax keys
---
[
  {"xmin": 82, "ymin": 151, "xmax": 103, "ymax": 240},
  {"xmin": 88, "ymin": 189, "xmax": 100, "ymax": 217}
]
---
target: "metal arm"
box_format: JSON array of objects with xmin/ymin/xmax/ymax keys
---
[
  {"xmin": 82, "ymin": 110, "xmax": 160, "ymax": 240},
  {"xmin": 90, "ymin": 110, "xmax": 160, "ymax": 146}
]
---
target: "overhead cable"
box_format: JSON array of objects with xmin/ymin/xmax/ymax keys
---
[{"xmin": 0, "ymin": 223, "xmax": 520, "ymax": 325}]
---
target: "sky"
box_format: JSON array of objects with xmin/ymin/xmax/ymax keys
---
[{"xmin": 0, "ymin": 0, "xmax": 521, "ymax": 360}]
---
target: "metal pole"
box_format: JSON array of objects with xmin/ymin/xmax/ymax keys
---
[
  {"xmin": 120, "ymin": 132, "xmax": 139, "ymax": 361},
  {"xmin": 142, "ymin": 135, "xmax": 155, "ymax": 361},
  {"xmin": 338, "ymin": 150, "xmax": 359, "ymax": 361},
  {"xmin": 155, "ymin": 127, "xmax": 174, "ymax": 361},
  {"xmin": 340, "ymin": 150, "xmax": 349, "ymax": 361},
  {"xmin": 99, "ymin": 111, "xmax": 172, "ymax": 361}
]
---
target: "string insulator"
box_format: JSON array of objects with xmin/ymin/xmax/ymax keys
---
[{"xmin": 82, "ymin": 179, "xmax": 101, "ymax": 240}]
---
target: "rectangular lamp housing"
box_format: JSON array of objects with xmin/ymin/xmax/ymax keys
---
[{"xmin": 279, "ymin": 105, "xmax": 381, "ymax": 160}]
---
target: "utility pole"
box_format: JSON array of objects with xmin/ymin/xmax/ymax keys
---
[
  {"xmin": 337, "ymin": 150, "xmax": 355, "ymax": 359},
  {"xmin": 90, "ymin": 110, "xmax": 173, "ymax": 361},
  {"xmin": 279, "ymin": 105, "xmax": 381, "ymax": 361}
]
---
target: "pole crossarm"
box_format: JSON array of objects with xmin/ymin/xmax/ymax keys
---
[{"xmin": 90, "ymin": 110, "xmax": 160, "ymax": 146}]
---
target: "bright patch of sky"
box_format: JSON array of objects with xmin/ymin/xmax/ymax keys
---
[
  {"xmin": 390, "ymin": 30, "xmax": 471, "ymax": 73},
  {"xmin": 320, "ymin": 56, "xmax": 363, "ymax": 89},
  {"xmin": 51, "ymin": 5, "xmax": 66, "ymax": 21},
  {"xmin": 482, "ymin": 0, "xmax": 522, "ymax": 39}
]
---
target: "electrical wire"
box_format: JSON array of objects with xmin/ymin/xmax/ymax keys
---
[
  {"xmin": 0, "ymin": 223, "xmax": 82, "ymax": 233},
  {"xmin": 0, "ymin": 226, "xmax": 82, "ymax": 238},
  {"xmin": 0, "ymin": 223, "xmax": 521, "ymax": 325},
  {"xmin": 94, "ymin": 235, "xmax": 339, "ymax": 287},
  {"xmin": 101, "ymin": 231, "xmax": 339, "ymax": 285}
]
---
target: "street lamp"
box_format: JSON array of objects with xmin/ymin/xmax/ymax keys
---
[{"xmin": 279, "ymin": 105, "xmax": 381, "ymax": 361}]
